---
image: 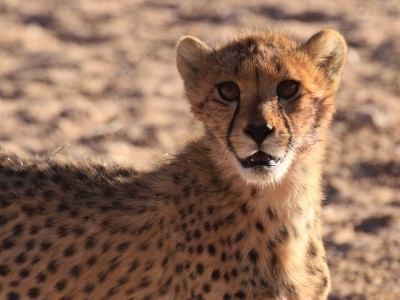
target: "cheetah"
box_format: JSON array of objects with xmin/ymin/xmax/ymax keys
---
[{"xmin": 0, "ymin": 29, "xmax": 346, "ymax": 300}]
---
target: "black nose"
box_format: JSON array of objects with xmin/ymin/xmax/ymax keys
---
[{"xmin": 244, "ymin": 123, "xmax": 274, "ymax": 144}]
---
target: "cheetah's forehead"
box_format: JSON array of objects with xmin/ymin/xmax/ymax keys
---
[{"xmin": 213, "ymin": 33, "xmax": 299, "ymax": 77}]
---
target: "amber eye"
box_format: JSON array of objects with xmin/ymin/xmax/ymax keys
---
[
  {"xmin": 217, "ymin": 82, "xmax": 240, "ymax": 101},
  {"xmin": 276, "ymin": 80, "xmax": 299, "ymax": 100}
]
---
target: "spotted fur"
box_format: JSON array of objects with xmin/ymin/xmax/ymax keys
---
[{"xmin": 0, "ymin": 29, "xmax": 346, "ymax": 300}]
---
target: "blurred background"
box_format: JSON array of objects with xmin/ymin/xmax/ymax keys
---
[{"xmin": 0, "ymin": 0, "xmax": 399, "ymax": 299}]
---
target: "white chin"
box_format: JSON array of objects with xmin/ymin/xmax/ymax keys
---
[{"xmin": 235, "ymin": 151, "xmax": 295, "ymax": 186}]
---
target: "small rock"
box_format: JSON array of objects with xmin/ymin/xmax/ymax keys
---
[{"xmin": 354, "ymin": 215, "xmax": 394, "ymax": 234}]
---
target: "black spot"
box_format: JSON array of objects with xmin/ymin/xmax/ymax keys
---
[
  {"xmin": 235, "ymin": 250, "xmax": 242, "ymax": 261},
  {"xmin": 102, "ymin": 240, "xmax": 112, "ymax": 253},
  {"xmin": 44, "ymin": 217, "xmax": 55, "ymax": 228},
  {"xmin": 21, "ymin": 204, "xmax": 45, "ymax": 217},
  {"xmin": 185, "ymin": 232, "xmax": 192, "ymax": 242},
  {"xmin": 251, "ymin": 188, "xmax": 257, "ymax": 198},
  {"xmin": 179, "ymin": 222, "xmax": 187, "ymax": 231},
  {"xmin": 107, "ymin": 287, "xmax": 119, "ymax": 297},
  {"xmin": 308, "ymin": 241, "xmax": 318, "ymax": 257},
  {"xmin": 207, "ymin": 244, "xmax": 216, "ymax": 256},
  {"xmin": 224, "ymin": 273, "xmax": 231, "ymax": 283},
  {"xmin": 85, "ymin": 235, "xmax": 97, "ymax": 249},
  {"xmin": 83, "ymin": 283, "xmax": 95, "ymax": 294},
  {"xmin": 203, "ymin": 283, "xmax": 211, "ymax": 293},
  {"xmin": 57, "ymin": 225, "xmax": 69, "ymax": 237},
  {"xmin": 226, "ymin": 212, "xmax": 237, "ymax": 223},
  {"xmin": 248, "ymin": 248, "xmax": 259, "ymax": 263},
  {"xmin": 128, "ymin": 259, "xmax": 140, "ymax": 272},
  {"xmin": 137, "ymin": 222, "xmax": 154, "ymax": 235},
  {"xmin": 25, "ymin": 189, "xmax": 35, "ymax": 197},
  {"xmin": 12, "ymin": 223, "xmax": 24, "ymax": 236},
  {"xmin": 86, "ymin": 255, "xmax": 97, "ymax": 267},
  {"xmin": 240, "ymin": 203, "xmax": 249, "ymax": 215},
  {"xmin": 211, "ymin": 269, "xmax": 221, "ymax": 280},
  {"xmin": 57, "ymin": 202, "xmax": 69, "ymax": 212},
  {"xmin": 270, "ymin": 253, "xmax": 278, "ymax": 266},
  {"xmin": 235, "ymin": 231, "xmax": 246, "ymax": 242},
  {"xmin": 72, "ymin": 225, "xmax": 85, "ymax": 236},
  {"xmin": 267, "ymin": 207, "xmax": 277, "ymax": 220},
  {"xmin": 321, "ymin": 276, "xmax": 329, "ymax": 287},
  {"xmin": 162, "ymin": 256, "xmax": 169, "ymax": 267},
  {"xmin": 175, "ymin": 263, "xmax": 184, "ymax": 275},
  {"xmin": 30, "ymin": 225, "xmax": 41, "ymax": 235},
  {"xmin": 31, "ymin": 255, "xmax": 41, "ymax": 265},
  {"xmin": 63, "ymin": 244, "xmax": 76, "ymax": 257},
  {"xmin": 6, "ymin": 292, "xmax": 20, "ymax": 300},
  {"xmin": 15, "ymin": 253, "xmax": 26, "ymax": 264},
  {"xmin": 193, "ymin": 229, "xmax": 202, "ymax": 240},
  {"xmin": 138, "ymin": 276, "xmax": 151, "ymax": 289},
  {"xmin": 234, "ymin": 290, "xmax": 247, "ymax": 299},
  {"xmin": 277, "ymin": 226, "xmax": 289, "ymax": 243},
  {"xmin": 144, "ymin": 259, "xmax": 154, "ymax": 271},
  {"xmin": 25, "ymin": 239, "xmax": 35, "ymax": 250},
  {"xmin": 117, "ymin": 241, "xmax": 131, "ymax": 252},
  {"xmin": 125, "ymin": 287, "xmax": 136, "ymax": 296},
  {"xmin": 223, "ymin": 293, "xmax": 232, "ymax": 300},
  {"xmin": 19, "ymin": 268, "xmax": 30, "ymax": 278},
  {"xmin": 47, "ymin": 260, "xmax": 59, "ymax": 274},
  {"xmin": 98, "ymin": 271, "xmax": 108, "ymax": 283},
  {"xmin": 0, "ymin": 195, "xmax": 12, "ymax": 208},
  {"xmin": 0, "ymin": 264, "xmax": 10, "ymax": 276},
  {"xmin": 70, "ymin": 265, "xmax": 81, "ymax": 278},
  {"xmin": 256, "ymin": 220, "xmax": 265, "ymax": 232},
  {"xmin": 197, "ymin": 102, "xmax": 205, "ymax": 110},
  {"xmin": 196, "ymin": 263, "xmax": 204, "ymax": 275},
  {"xmin": 231, "ymin": 268, "xmax": 238, "ymax": 277},
  {"xmin": 36, "ymin": 272, "xmax": 47, "ymax": 283},
  {"xmin": 306, "ymin": 261, "xmax": 316, "ymax": 275},
  {"xmin": 270, "ymin": 252, "xmax": 280, "ymax": 279},
  {"xmin": 27, "ymin": 287, "xmax": 40, "ymax": 299},
  {"xmin": 220, "ymin": 251, "xmax": 227, "ymax": 262},
  {"xmin": 285, "ymin": 282, "xmax": 298, "ymax": 296},
  {"xmin": 40, "ymin": 241, "xmax": 52, "ymax": 251},
  {"xmin": 267, "ymin": 240, "xmax": 276, "ymax": 250},
  {"xmin": 275, "ymin": 63, "xmax": 282, "ymax": 73},
  {"xmin": 213, "ymin": 221, "xmax": 221, "ymax": 231},
  {"xmin": 188, "ymin": 204, "xmax": 195, "ymax": 214},
  {"xmin": 204, "ymin": 221, "xmax": 211, "ymax": 231},
  {"xmin": 43, "ymin": 190, "xmax": 55, "ymax": 199},
  {"xmin": 2, "ymin": 238, "xmax": 15, "ymax": 249},
  {"xmin": 184, "ymin": 260, "xmax": 191, "ymax": 270},
  {"xmin": 140, "ymin": 241, "xmax": 150, "ymax": 251},
  {"xmin": 118, "ymin": 276, "xmax": 129, "ymax": 286},
  {"xmin": 196, "ymin": 244, "xmax": 204, "ymax": 254}
]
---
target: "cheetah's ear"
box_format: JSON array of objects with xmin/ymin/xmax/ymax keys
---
[
  {"xmin": 302, "ymin": 29, "xmax": 347, "ymax": 88},
  {"xmin": 176, "ymin": 36, "xmax": 211, "ymax": 85}
]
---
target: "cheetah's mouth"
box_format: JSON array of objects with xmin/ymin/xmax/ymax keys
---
[{"xmin": 240, "ymin": 151, "xmax": 283, "ymax": 168}]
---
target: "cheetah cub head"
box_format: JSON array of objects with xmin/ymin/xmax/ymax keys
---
[{"xmin": 177, "ymin": 29, "xmax": 347, "ymax": 185}]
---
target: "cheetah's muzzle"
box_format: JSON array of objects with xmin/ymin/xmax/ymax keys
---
[{"xmin": 240, "ymin": 150, "xmax": 283, "ymax": 169}]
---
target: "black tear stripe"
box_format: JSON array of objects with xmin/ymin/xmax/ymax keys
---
[
  {"xmin": 277, "ymin": 104, "xmax": 294, "ymax": 153},
  {"xmin": 226, "ymin": 98, "xmax": 241, "ymax": 155}
]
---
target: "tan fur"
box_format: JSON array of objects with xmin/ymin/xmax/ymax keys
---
[{"xmin": 0, "ymin": 29, "xmax": 346, "ymax": 300}]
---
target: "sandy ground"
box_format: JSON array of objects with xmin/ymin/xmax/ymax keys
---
[{"xmin": 0, "ymin": 0, "xmax": 399, "ymax": 299}]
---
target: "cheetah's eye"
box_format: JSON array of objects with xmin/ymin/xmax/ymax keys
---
[
  {"xmin": 217, "ymin": 82, "xmax": 240, "ymax": 101},
  {"xmin": 276, "ymin": 80, "xmax": 299, "ymax": 100}
]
